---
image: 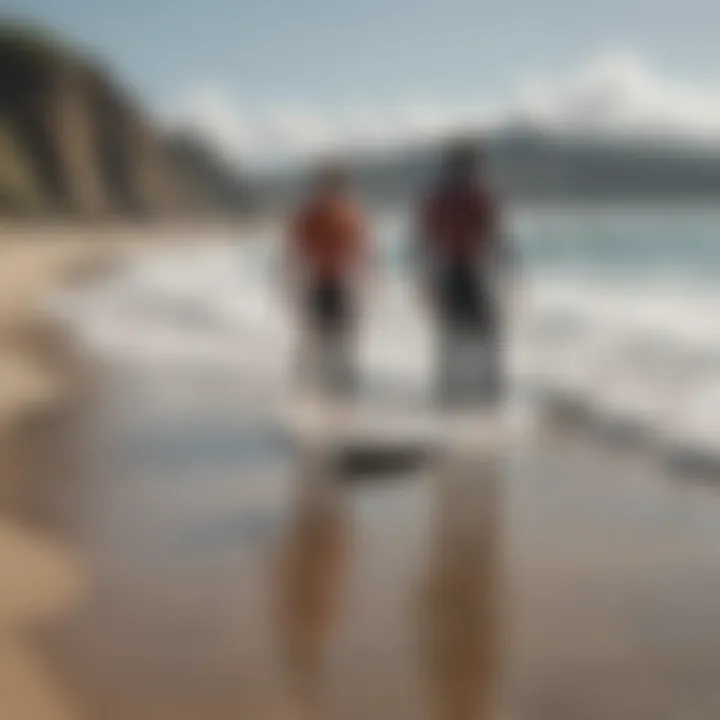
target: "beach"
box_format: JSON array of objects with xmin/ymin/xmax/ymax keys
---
[
  {"xmin": 0, "ymin": 227, "xmax": 140, "ymax": 428},
  {"xmin": 0, "ymin": 225, "xmax": 203, "ymax": 720},
  {"xmin": 0, "ymin": 222, "xmax": 248, "ymax": 432},
  {"xmin": 5, "ymin": 348, "xmax": 720, "ymax": 719},
  {"xmin": 4, "ymin": 215, "xmax": 720, "ymax": 718}
]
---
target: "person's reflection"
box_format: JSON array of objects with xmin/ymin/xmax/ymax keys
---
[
  {"xmin": 421, "ymin": 443, "xmax": 504, "ymax": 720},
  {"xmin": 278, "ymin": 452, "xmax": 352, "ymax": 717}
]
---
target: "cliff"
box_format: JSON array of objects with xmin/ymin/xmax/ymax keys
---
[{"xmin": 0, "ymin": 23, "xmax": 247, "ymax": 218}]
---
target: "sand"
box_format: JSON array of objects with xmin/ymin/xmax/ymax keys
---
[
  {"xmin": 0, "ymin": 226, "xmax": 159, "ymax": 720},
  {"xmin": 6, "ymin": 225, "xmax": 720, "ymax": 718}
]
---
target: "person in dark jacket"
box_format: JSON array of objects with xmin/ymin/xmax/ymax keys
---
[{"xmin": 416, "ymin": 138, "xmax": 511, "ymax": 406}]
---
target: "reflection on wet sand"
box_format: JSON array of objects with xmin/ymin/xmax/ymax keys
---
[
  {"xmin": 421, "ymin": 430, "xmax": 503, "ymax": 720},
  {"xmin": 276, "ymin": 411, "xmax": 504, "ymax": 720},
  {"xmin": 278, "ymin": 447, "xmax": 353, "ymax": 717},
  {"xmin": 7, "ymin": 355, "xmax": 720, "ymax": 717}
]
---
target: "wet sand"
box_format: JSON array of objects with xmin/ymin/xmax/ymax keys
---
[{"xmin": 4, "ymin": 348, "xmax": 720, "ymax": 719}]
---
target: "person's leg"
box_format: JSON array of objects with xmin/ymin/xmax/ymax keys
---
[
  {"xmin": 434, "ymin": 265, "xmax": 465, "ymax": 407},
  {"xmin": 331, "ymin": 282, "xmax": 359, "ymax": 397},
  {"xmin": 438, "ymin": 266, "xmax": 503, "ymax": 409},
  {"xmin": 316, "ymin": 279, "xmax": 358, "ymax": 398},
  {"xmin": 470, "ymin": 280, "xmax": 503, "ymax": 407},
  {"xmin": 295, "ymin": 284, "xmax": 316, "ymax": 392}
]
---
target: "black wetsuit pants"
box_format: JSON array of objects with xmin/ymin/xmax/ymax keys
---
[
  {"xmin": 304, "ymin": 276, "xmax": 357, "ymax": 394},
  {"xmin": 434, "ymin": 262, "xmax": 502, "ymax": 406}
]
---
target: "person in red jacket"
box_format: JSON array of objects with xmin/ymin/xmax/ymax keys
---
[
  {"xmin": 287, "ymin": 160, "xmax": 369, "ymax": 394},
  {"xmin": 417, "ymin": 138, "xmax": 509, "ymax": 406}
]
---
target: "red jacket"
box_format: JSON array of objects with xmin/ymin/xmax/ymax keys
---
[{"xmin": 290, "ymin": 195, "xmax": 366, "ymax": 280}]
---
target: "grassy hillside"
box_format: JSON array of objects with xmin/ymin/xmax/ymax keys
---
[
  {"xmin": 0, "ymin": 117, "xmax": 43, "ymax": 213},
  {"xmin": 0, "ymin": 21, "xmax": 247, "ymax": 219}
]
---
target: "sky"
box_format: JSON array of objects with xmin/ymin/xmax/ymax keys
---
[{"xmin": 7, "ymin": 0, "xmax": 720, "ymax": 163}]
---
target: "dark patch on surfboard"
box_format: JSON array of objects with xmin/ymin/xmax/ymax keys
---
[
  {"xmin": 334, "ymin": 440, "xmax": 440, "ymax": 482},
  {"xmin": 663, "ymin": 444, "xmax": 720, "ymax": 482}
]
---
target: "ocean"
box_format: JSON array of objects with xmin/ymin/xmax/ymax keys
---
[{"xmin": 50, "ymin": 206, "xmax": 720, "ymax": 461}]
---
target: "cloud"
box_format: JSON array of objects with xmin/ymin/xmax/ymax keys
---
[
  {"xmin": 167, "ymin": 95, "xmax": 489, "ymax": 166},
  {"xmin": 509, "ymin": 50, "xmax": 720, "ymax": 139},
  {"xmin": 166, "ymin": 51, "xmax": 720, "ymax": 167}
]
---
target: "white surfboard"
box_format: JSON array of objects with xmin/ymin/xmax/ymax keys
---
[{"xmin": 282, "ymin": 390, "xmax": 503, "ymax": 476}]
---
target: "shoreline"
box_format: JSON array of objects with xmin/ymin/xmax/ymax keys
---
[
  {"xmin": 0, "ymin": 228, "xmax": 164, "ymax": 435},
  {"xmin": 0, "ymin": 218, "xmax": 260, "ymax": 437}
]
